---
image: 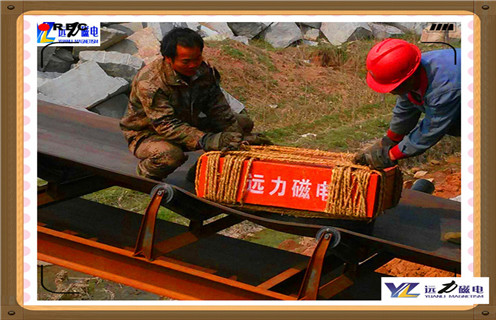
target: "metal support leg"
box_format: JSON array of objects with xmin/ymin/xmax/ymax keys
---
[
  {"xmin": 133, "ymin": 185, "xmax": 166, "ymax": 261},
  {"xmin": 297, "ymin": 227, "xmax": 341, "ymax": 300},
  {"xmin": 297, "ymin": 232, "xmax": 332, "ymax": 300}
]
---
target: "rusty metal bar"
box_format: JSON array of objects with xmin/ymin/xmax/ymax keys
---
[
  {"xmin": 297, "ymin": 232, "xmax": 333, "ymax": 300},
  {"xmin": 133, "ymin": 187, "xmax": 166, "ymax": 260},
  {"xmin": 257, "ymin": 261, "xmax": 307, "ymax": 290},
  {"xmin": 154, "ymin": 215, "xmax": 242, "ymax": 256},
  {"xmin": 38, "ymin": 226, "xmax": 295, "ymax": 300},
  {"xmin": 318, "ymin": 274, "xmax": 354, "ymax": 299}
]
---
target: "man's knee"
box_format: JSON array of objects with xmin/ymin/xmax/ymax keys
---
[{"xmin": 135, "ymin": 138, "xmax": 188, "ymax": 180}]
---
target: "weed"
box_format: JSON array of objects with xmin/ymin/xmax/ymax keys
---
[{"xmin": 221, "ymin": 44, "xmax": 253, "ymax": 63}]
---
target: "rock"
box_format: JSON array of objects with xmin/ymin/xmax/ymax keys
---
[
  {"xmin": 37, "ymin": 46, "xmax": 56, "ymax": 71},
  {"xmin": 107, "ymin": 22, "xmax": 144, "ymax": 36},
  {"xmin": 203, "ymin": 34, "xmax": 229, "ymax": 42},
  {"xmin": 301, "ymin": 25, "xmax": 320, "ymax": 41},
  {"xmin": 127, "ymin": 27, "xmax": 161, "ymax": 64},
  {"xmin": 186, "ymin": 22, "xmax": 201, "ymax": 31},
  {"xmin": 400, "ymin": 22, "xmax": 429, "ymax": 35},
  {"xmin": 73, "ymin": 27, "xmax": 127, "ymax": 57},
  {"xmin": 232, "ymin": 36, "xmax": 249, "ymax": 45},
  {"xmin": 298, "ymin": 22, "xmax": 322, "ymax": 29},
  {"xmin": 147, "ymin": 22, "xmax": 187, "ymax": 42},
  {"xmin": 347, "ymin": 27, "xmax": 373, "ymax": 42},
  {"xmin": 227, "ymin": 22, "xmax": 270, "ymax": 39},
  {"xmin": 197, "ymin": 25, "xmax": 219, "ymax": 38},
  {"xmin": 79, "ymin": 51, "xmax": 144, "ymax": 83},
  {"xmin": 261, "ymin": 22, "xmax": 302, "ymax": 48},
  {"xmin": 321, "ymin": 23, "xmax": 372, "ymax": 46},
  {"xmin": 302, "ymin": 40, "xmax": 319, "ymax": 47},
  {"xmin": 37, "ymin": 71, "xmax": 63, "ymax": 88},
  {"xmin": 38, "ymin": 71, "xmax": 63, "ymax": 79},
  {"xmin": 430, "ymin": 160, "xmax": 441, "ymax": 165},
  {"xmin": 200, "ymin": 22, "xmax": 235, "ymax": 37},
  {"xmin": 106, "ymin": 39, "xmax": 139, "ymax": 55},
  {"xmin": 38, "ymin": 61, "xmax": 129, "ymax": 110},
  {"xmin": 368, "ymin": 22, "xmax": 404, "ymax": 39},
  {"xmin": 413, "ymin": 170, "xmax": 428, "ymax": 179},
  {"xmin": 301, "ymin": 133, "xmax": 317, "ymax": 138},
  {"xmin": 221, "ymin": 88, "xmax": 245, "ymax": 113},
  {"xmin": 89, "ymin": 94, "xmax": 129, "ymax": 118},
  {"xmin": 38, "ymin": 47, "xmax": 74, "ymax": 73}
]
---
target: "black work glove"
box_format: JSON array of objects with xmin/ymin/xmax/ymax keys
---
[
  {"xmin": 243, "ymin": 133, "xmax": 274, "ymax": 146},
  {"xmin": 200, "ymin": 132, "xmax": 243, "ymax": 152},
  {"xmin": 353, "ymin": 139, "xmax": 397, "ymax": 169}
]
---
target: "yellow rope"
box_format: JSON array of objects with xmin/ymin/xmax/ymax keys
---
[{"xmin": 196, "ymin": 145, "xmax": 391, "ymax": 220}]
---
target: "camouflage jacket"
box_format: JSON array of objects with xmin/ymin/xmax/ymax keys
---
[{"xmin": 120, "ymin": 58, "xmax": 240, "ymax": 152}]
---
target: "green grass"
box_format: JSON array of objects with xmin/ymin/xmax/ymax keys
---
[
  {"xmin": 81, "ymin": 187, "xmax": 189, "ymax": 226},
  {"xmin": 221, "ymin": 44, "xmax": 253, "ymax": 63},
  {"xmin": 243, "ymin": 228, "xmax": 301, "ymax": 248}
]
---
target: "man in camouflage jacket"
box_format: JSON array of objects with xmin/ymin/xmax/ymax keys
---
[{"xmin": 120, "ymin": 28, "xmax": 268, "ymax": 180}]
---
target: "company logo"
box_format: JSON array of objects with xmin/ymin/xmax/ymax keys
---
[
  {"xmin": 385, "ymin": 282, "xmax": 420, "ymax": 298},
  {"xmin": 37, "ymin": 22, "xmax": 100, "ymax": 45}
]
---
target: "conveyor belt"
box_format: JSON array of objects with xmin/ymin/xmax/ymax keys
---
[{"xmin": 38, "ymin": 101, "xmax": 461, "ymax": 272}]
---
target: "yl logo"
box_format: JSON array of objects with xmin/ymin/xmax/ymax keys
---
[{"xmin": 385, "ymin": 282, "xmax": 420, "ymax": 298}]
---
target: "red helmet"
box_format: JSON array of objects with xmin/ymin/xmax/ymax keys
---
[{"xmin": 366, "ymin": 39, "xmax": 421, "ymax": 93}]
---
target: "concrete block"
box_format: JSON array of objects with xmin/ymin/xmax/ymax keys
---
[
  {"xmin": 127, "ymin": 27, "xmax": 161, "ymax": 65},
  {"xmin": 38, "ymin": 47, "xmax": 74, "ymax": 73},
  {"xmin": 73, "ymin": 27, "xmax": 127, "ymax": 57},
  {"xmin": 321, "ymin": 23, "xmax": 372, "ymax": 46},
  {"xmin": 79, "ymin": 51, "xmax": 144, "ymax": 83},
  {"xmin": 89, "ymin": 94, "xmax": 129, "ymax": 118},
  {"xmin": 301, "ymin": 25, "xmax": 320, "ymax": 41},
  {"xmin": 38, "ymin": 61, "xmax": 129, "ymax": 110},
  {"xmin": 227, "ymin": 22, "xmax": 270, "ymax": 39},
  {"xmin": 200, "ymin": 22, "xmax": 235, "ymax": 37},
  {"xmin": 106, "ymin": 39, "xmax": 139, "ymax": 55},
  {"xmin": 262, "ymin": 22, "xmax": 302, "ymax": 48},
  {"xmin": 298, "ymin": 22, "xmax": 322, "ymax": 29}
]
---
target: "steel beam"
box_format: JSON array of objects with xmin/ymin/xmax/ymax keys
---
[{"xmin": 38, "ymin": 226, "xmax": 295, "ymax": 300}]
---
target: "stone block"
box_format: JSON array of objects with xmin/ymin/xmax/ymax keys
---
[
  {"xmin": 227, "ymin": 22, "xmax": 270, "ymax": 39},
  {"xmin": 79, "ymin": 51, "xmax": 144, "ymax": 83},
  {"xmin": 89, "ymin": 94, "xmax": 129, "ymax": 118},
  {"xmin": 38, "ymin": 61, "xmax": 129, "ymax": 110},
  {"xmin": 262, "ymin": 22, "xmax": 302, "ymax": 48},
  {"xmin": 106, "ymin": 39, "xmax": 139, "ymax": 55},
  {"xmin": 127, "ymin": 27, "xmax": 161, "ymax": 65},
  {"xmin": 321, "ymin": 23, "xmax": 372, "ymax": 46},
  {"xmin": 73, "ymin": 27, "xmax": 127, "ymax": 57}
]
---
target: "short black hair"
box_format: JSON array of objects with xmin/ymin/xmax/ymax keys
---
[{"xmin": 160, "ymin": 27, "xmax": 204, "ymax": 60}]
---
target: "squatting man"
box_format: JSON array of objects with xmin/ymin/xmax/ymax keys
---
[
  {"xmin": 354, "ymin": 38, "xmax": 461, "ymax": 169},
  {"xmin": 120, "ymin": 28, "xmax": 272, "ymax": 181}
]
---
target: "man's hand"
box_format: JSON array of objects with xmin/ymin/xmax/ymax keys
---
[
  {"xmin": 200, "ymin": 132, "xmax": 243, "ymax": 152},
  {"xmin": 353, "ymin": 138, "xmax": 397, "ymax": 169},
  {"xmin": 243, "ymin": 133, "xmax": 274, "ymax": 146}
]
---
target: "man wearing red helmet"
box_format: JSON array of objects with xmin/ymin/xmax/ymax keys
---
[{"xmin": 354, "ymin": 38, "xmax": 461, "ymax": 169}]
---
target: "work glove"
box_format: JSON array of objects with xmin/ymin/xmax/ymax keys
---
[
  {"xmin": 200, "ymin": 132, "xmax": 243, "ymax": 152},
  {"xmin": 353, "ymin": 138, "xmax": 397, "ymax": 169},
  {"xmin": 378, "ymin": 135, "xmax": 399, "ymax": 148},
  {"xmin": 243, "ymin": 133, "xmax": 274, "ymax": 146}
]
